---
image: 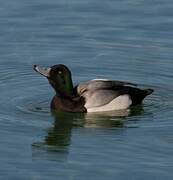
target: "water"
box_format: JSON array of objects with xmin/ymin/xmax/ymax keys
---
[{"xmin": 0, "ymin": 0, "xmax": 173, "ymax": 179}]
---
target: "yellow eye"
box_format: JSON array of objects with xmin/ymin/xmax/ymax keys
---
[{"xmin": 58, "ymin": 71, "xmax": 62, "ymax": 75}]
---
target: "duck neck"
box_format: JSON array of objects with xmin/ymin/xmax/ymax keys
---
[
  {"xmin": 56, "ymin": 76, "xmax": 74, "ymax": 98},
  {"xmin": 66, "ymin": 77, "xmax": 74, "ymax": 96}
]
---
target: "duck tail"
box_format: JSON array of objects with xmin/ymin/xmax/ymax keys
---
[{"xmin": 144, "ymin": 88, "xmax": 154, "ymax": 96}]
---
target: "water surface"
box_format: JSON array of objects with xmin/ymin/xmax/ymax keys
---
[{"xmin": 0, "ymin": 0, "xmax": 173, "ymax": 179}]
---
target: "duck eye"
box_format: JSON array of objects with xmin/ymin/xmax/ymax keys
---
[{"xmin": 58, "ymin": 71, "xmax": 62, "ymax": 75}]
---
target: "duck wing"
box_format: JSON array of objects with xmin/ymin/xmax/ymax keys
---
[
  {"xmin": 75, "ymin": 79, "xmax": 153, "ymax": 110},
  {"xmin": 77, "ymin": 79, "xmax": 137, "ymax": 96},
  {"xmin": 75, "ymin": 79, "xmax": 136, "ymax": 108}
]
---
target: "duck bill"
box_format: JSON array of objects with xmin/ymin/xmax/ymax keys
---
[{"xmin": 33, "ymin": 65, "xmax": 51, "ymax": 78}]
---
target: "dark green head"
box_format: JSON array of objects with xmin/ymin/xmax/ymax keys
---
[{"xmin": 34, "ymin": 64, "xmax": 74, "ymax": 96}]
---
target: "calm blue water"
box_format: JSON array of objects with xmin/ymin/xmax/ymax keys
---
[{"xmin": 0, "ymin": 0, "xmax": 173, "ymax": 179}]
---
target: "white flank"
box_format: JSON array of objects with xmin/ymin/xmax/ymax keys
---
[
  {"xmin": 91, "ymin": 79, "xmax": 110, "ymax": 81},
  {"xmin": 86, "ymin": 95, "xmax": 132, "ymax": 113}
]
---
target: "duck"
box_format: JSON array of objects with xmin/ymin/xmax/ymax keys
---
[{"xmin": 33, "ymin": 64, "xmax": 154, "ymax": 113}]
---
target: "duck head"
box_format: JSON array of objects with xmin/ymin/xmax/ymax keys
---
[{"xmin": 34, "ymin": 64, "xmax": 74, "ymax": 96}]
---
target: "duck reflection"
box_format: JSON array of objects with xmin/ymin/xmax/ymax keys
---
[
  {"xmin": 45, "ymin": 112, "xmax": 75, "ymax": 148},
  {"xmin": 32, "ymin": 107, "xmax": 144, "ymax": 161},
  {"xmin": 51, "ymin": 109, "xmax": 131, "ymax": 129}
]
